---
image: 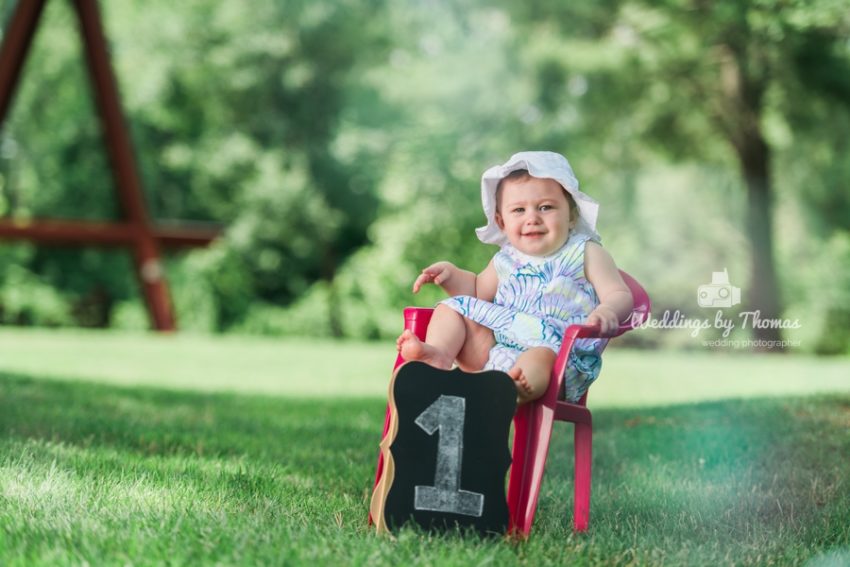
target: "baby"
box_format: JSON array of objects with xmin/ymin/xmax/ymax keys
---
[{"xmin": 396, "ymin": 151, "xmax": 633, "ymax": 403}]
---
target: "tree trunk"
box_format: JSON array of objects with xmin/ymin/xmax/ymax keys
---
[
  {"xmin": 737, "ymin": 131, "xmax": 785, "ymax": 347},
  {"xmin": 716, "ymin": 38, "xmax": 785, "ymax": 349}
]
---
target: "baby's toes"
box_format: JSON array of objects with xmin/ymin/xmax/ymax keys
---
[{"xmin": 508, "ymin": 368, "xmax": 530, "ymax": 392}]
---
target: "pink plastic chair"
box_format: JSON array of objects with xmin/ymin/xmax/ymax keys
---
[{"xmin": 371, "ymin": 270, "xmax": 650, "ymax": 535}]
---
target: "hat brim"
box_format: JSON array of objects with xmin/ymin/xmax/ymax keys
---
[{"xmin": 476, "ymin": 152, "xmax": 600, "ymax": 246}]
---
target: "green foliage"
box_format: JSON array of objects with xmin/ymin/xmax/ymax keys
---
[
  {"xmin": 235, "ymin": 287, "xmax": 337, "ymax": 338},
  {"xmin": 0, "ymin": 262, "xmax": 71, "ymax": 326},
  {"xmin": 809, "ymin": 234, "xmax": 850, "ymax": 355}
]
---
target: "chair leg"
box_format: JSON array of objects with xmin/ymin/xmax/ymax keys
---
[
  {"xmin": 573, "ymin": 421, "xmax": 592, "ymax": 532},
  {"xmin": 507, "ymin": 403, "xmax": 556, "ymax": 536},
  {"xmin": 507, "ymin": 406, "xmax": 531, "ymax": 534}
]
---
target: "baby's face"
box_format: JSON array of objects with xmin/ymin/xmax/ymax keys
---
[{"xmin": 496, "ymin": 176, "xmax": 575, "ymax": 257}]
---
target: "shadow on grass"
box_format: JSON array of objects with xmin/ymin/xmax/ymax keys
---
[
  {"xmin": 0, "ymin": 371, "xmax": 384, "ymax": 496},
  {"xmin": 2, "ymin": 371, "xmax": 848, "ymax": 563}
]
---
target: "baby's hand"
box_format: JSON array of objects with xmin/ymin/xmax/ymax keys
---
[
  {"xmin": 413, "ymin": 262, "xmax": 456, "ymax": 293},
  {"xmin": 586, "ymin": 304, "xmax": 620, "ymax": 336}
]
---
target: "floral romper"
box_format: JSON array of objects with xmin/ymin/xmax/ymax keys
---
[{"xmin": 441, "ymin": 232, "xmax": 607, "ymax": 402}]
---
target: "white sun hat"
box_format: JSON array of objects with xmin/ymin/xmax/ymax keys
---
[{"xmin": 475, "ymin": 150, "xmax": 601, "ymax": 247}]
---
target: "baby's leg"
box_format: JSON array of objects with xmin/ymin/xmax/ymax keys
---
[
  {"xmin": 455, "ymin": 317, "xmax": 495, "ymax": 372},
  {"xmin": 397, "ymin": 304, "xmax": 468, "ymax": 370},
  {"xmin": 507, "ymin": 347, "xmax": 556, "ymax": 404}
]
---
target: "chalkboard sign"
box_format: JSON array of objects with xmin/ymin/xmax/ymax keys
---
[{"xmin": 371, "ymin": 361, "xmax": 517, "ymax": 536}]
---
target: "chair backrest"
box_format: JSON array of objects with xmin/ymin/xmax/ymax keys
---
[
  {"xmin": 615, "ymin": 269, "xmax": 651, "ymax": 335},
  {"xmin": 563, "ymin": 270, "xmax": 649, "ymax": 405}
]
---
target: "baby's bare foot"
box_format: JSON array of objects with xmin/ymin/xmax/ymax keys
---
[
  {"xmin": 508, "ymin": 367, "xmax": 535, "ymax": 404},
  {"xmin": 396, "ymin": 330, "xmax": 453, "ymax": 369}
]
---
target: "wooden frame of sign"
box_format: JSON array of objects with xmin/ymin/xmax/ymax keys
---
[{"xmin": 371, "ymin": 361, "xmax": 517, "ymax": 536}]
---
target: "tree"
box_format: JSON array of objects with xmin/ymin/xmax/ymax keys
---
[{"xmin": 501, "ymin": 0, "xmax": 850, "ymax": 345}]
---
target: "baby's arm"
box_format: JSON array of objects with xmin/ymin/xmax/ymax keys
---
[
  {"xmin": 413, "ymin": 260, "xmax": 497, "ymax": 300},
  {"xmin": 583, "ymin": 241, "xmax": 634, "ymax": 335}
]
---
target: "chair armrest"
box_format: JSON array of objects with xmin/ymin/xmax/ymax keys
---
[
  {"xmin": 403, "ymin": 307, "xmax": 435, "ymax": 340},
  {"xmin": 549, "ymin": 320, "xmax": 631, "ymax": 406},
  {"xmin": 566, "ymin": 318, "xmax": 640, "ymax": 341}
]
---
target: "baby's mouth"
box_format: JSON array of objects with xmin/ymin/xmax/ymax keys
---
[{"xmin": 523, "ymin": 231, "xmax": 546, "ymax": 238}]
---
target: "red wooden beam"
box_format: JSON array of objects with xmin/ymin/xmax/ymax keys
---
[
  {"xmin": 73, "ymin": 0, "xmax": 150, "ymax": 227},
  {"xmin": 0, "ymin": 0, "xmax": 48, "ymax": 120},
  {"xmin": 151, "ymin": 225, "xmax": 222, "ymax": 248},
  {"xmin": 0, "ymin": 219, "xmax": 135, "ymax": 245},
  {"xmin": 0, "ymin": 219, "xmax": 219, "ymax": 247},
  {"xmin": 72, "ymin": 0, "xmax": 179, "ymax": 331}
]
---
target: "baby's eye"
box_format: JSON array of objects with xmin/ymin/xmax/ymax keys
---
[
  {"xmin": 512, "ymin": 207, "xmax": 525, "ymax": 214},
  {"xmin": 539, "ymin": 205, "xmax": 554, "ymax": 211}
]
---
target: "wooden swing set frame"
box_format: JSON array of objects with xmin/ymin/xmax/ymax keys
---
[{"xmin": 0, "ymin": 0, "xmax": 219, "ymax": 330}]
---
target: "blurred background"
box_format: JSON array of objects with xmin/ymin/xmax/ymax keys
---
[{"xmin": 1, "ymin": 0, "xmax": 849, "ymax": 354}]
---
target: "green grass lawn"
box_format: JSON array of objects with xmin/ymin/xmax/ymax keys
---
[
  {"xmin": 1, "ymin": 328, "xmax": 849, "ymax": 405},
  {"xmin": 1, "ymin": 329, "xmax": 849, "ymax": 565}
]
